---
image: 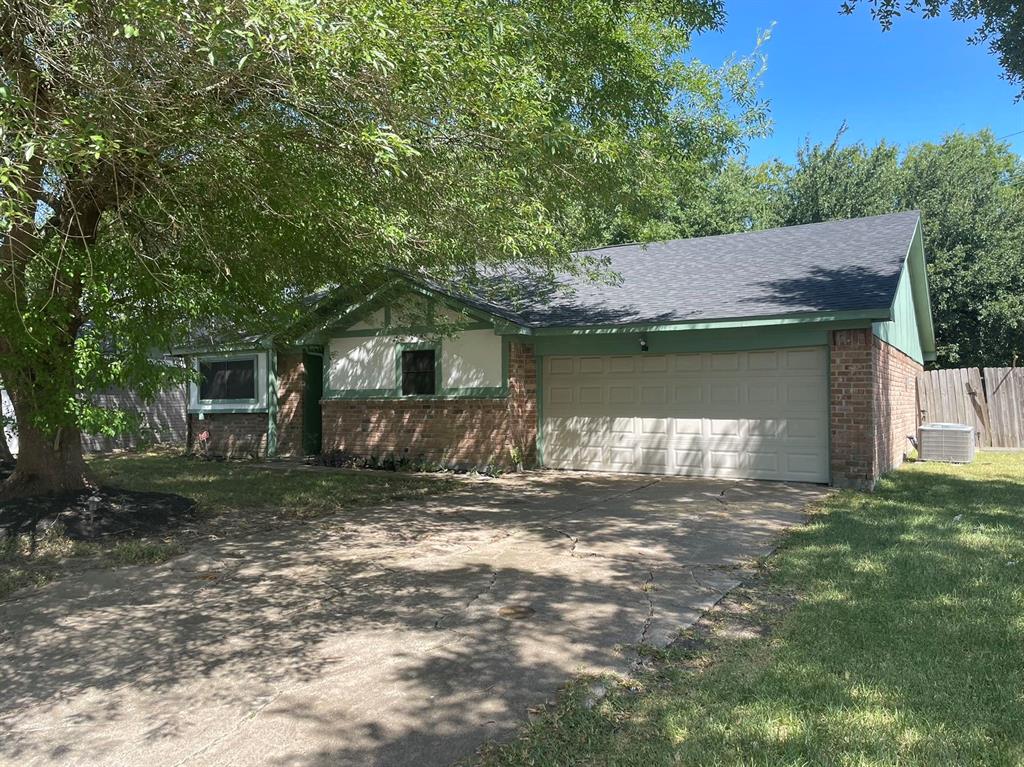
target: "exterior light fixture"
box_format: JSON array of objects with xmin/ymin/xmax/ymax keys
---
[{"xmin": 639, "ymin": 335, "xmax": 649, "ymax": 352}]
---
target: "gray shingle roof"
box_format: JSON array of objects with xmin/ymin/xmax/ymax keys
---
[{"xmin": 449, "ymin": 211, "xmax": 922, "ymax": 328}]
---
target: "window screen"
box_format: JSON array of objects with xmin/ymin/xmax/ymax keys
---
[
  {"xmin": 401, "ymin": 349, "xmax": 436, "ymax": 396},
  {"xmin": 199, "ymin": 358, "xmax": 256, "ymax": 401}
]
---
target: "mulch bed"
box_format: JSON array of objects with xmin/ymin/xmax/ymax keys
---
[{"xmin": 0, "ymin": 486, "xmax": 197, "ymax": 541}]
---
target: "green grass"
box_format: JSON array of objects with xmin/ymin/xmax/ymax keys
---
[
  {"xmin": 477, "ymin": 453, "xmax": 1024, "ymax": 767},
  {"xmin": 90, "ymin": 452, "xmax": 453, "ymax": 519},
  {"xmin": 1, "ymin": 452, "xmax": 454, "ymax": 600}
]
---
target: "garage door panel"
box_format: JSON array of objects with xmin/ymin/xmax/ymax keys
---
[
  {"xmin": 641, "ymin": 356, "xmax": 669, "ymax": 373},
  {"xmin": 543, "ymin": 348, "xmax": 828, "ymax": 482},
  {"xmin": 747, "ymin": 418, "xmax": 781, "ymax": 437},
  {"xmin": 674, "ymin": 384, "xmax": 704, "ymax": 405},
  {"xmin": 748, "ymin": 351, "xmax": 780, "ymax": 370},
  {"xmin": 640, "ymin": 417, "xmax": 669, "ymax": 435},
  {"xmin": 748, "ymin": 382, "xmax": 780, "ymax": 403},
  {"xmin": 673, "ymin": 418, "xmax": 703, "ymax": 435},
  {"xmin": 640, "ymin": 385, "xmax": 668, "ymax": 405}
]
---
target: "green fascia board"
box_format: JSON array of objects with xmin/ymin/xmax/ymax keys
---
[
  {"xmin": 528, "ymin": 308, "xmax": 891, "ymax": 336},
  {"xmin": 329, "ymin": 321, "xmax": 493, "ymax": 339},
  {"xmin": 872, "ymin": 220, "xmax": 936, "ymax": 364},
  {"xmin": 172, "ymin": 339, "xmax": 272, "ymax": 356},
  {"xmin": 301, "ymin": 283, "xmax": 400, "ymax": 341},
  {"xmin": 906, "ymin": 222, "xmax": 937, "ymax": 358},
  {"xmin": 530, "ymin": 322, "xmax": 870, "ymax": 357},
  {"xmin": 393, "ymin": 274, "xmax": 529, "ymax": 332}
]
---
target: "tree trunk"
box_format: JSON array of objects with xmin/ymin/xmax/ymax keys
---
[{"xmin": 1, "ymin": 388, "xmax": 93, "ymax": 499}]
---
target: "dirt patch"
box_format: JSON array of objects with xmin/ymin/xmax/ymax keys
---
[{"xmin": 1, "ymin": 488, "xmax": 197, "ymax": 541}]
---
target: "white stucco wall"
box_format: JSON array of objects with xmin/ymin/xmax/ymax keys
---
[
  {"xmin": 328, "ymin": 335, "xmax": 411, "ymax": 391},
  {"xmin": 348, "ymin": 308, "xmax": 386, "ymax": 331},
  {"xmin": 442, "ymin": 329, "xmax": 503, "ymax": 389},
  {"xmin": 327, "ymin": 329, "xmax": 503, "ymax": 393}
]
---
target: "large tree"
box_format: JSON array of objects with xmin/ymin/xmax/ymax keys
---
[{"xmin": 1, "ymin": 1, "xmax": 764, "ymax": 496}]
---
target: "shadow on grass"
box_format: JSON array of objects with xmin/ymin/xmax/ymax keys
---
[{"xmin": 477, "ymin": 457, "xmax": 1024, "ymax": 766}]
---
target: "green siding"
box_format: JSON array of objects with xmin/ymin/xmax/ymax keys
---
[
  {"xmin": 531, "ymin": 323, "xmax": 860, "ymax": 357},
  {"xmin": 873, "ymin": 263, "xmax": 924, "ymax": 364}
]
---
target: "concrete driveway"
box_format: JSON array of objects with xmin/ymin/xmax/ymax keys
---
[{"xmin": 0, "ymin": 472, "xmax": 825, "ymax": 767}]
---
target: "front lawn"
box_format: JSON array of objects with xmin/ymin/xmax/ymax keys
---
[
  {"xmin": 478, "ymin": 453, "xmax": 1024, "ymax": 766},
  {"xmin": 1, "ymin": 452, "xmax": 454, "ymax": 600}
]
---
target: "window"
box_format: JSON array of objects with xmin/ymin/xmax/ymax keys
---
[
  {"xmin": 199, "ymin": 358, "xmax": 257, "ymax": 401},
  {"xmin": 401, "ymin": 349, "xmax": 436, "ymax": 395}
]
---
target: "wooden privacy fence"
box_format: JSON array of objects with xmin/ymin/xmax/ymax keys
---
[{"xmin": 918, "ymin": 367, "xmax": 1024, "ymax": 448}]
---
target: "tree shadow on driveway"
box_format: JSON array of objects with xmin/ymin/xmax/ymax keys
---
[{"xmin": 0, "ymin": 473, "xmax": 824, "ymax": 767}]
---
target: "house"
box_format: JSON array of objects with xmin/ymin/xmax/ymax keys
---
[{"xmin": 180, "ymin": 211, "xmax": 934, "ymax": 489}]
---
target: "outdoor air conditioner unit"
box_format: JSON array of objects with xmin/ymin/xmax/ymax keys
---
[{"xmin": 918, "ymin": 423, "xmax": 976, "ymax": 464}]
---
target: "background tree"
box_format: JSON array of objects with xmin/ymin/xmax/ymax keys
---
[
  {"xmin": 661, "ymin": 128, "xmax": 1024, "ymax": 368},
  {"xmin": 1, "ymin": 1, "xmax": 765, "ymax": 496},
  {"xmin": 841, "ymin": 0, "xmax": 1024, "ymax": 98},
  {"xmin": 779, "ymin": 131, "xmax": 903, "ymax": 225}
]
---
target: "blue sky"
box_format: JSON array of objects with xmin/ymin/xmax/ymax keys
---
[{"xmin": 689, "ymin": 0, "xmax": 1024, "ymax": 165}]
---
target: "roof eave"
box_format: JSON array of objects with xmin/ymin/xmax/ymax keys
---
[{"xmin": 527, "ymin": 308, "xmax": 890, "ymax": 336}]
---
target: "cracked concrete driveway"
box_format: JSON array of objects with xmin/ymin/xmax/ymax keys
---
[{"xmin": 0, "ymin": 472, "xmax": 826, "ymax": 767}]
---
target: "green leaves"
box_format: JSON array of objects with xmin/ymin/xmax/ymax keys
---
[{"xmin": 1, "ymin": 0, "xmax": 757, "ymax": 439}]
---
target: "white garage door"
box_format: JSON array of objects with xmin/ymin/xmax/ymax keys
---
[{"xmin": 542, "ymin": 347, "xmax": 829, "ymax": 483}]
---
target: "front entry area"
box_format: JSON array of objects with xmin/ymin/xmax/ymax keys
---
[{"xmin": 542, "ymin": 347, "xmax": 830, "ymax": 483}]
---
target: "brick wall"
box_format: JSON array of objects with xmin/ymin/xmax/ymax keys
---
[
  {"xmin": 320, "ymin": 342, "xmax": 537, "ymax": 469},
  {"xmin": 830, "ymin": 329, "xmax": 876, "ymax": 488},
  {"xmin": 830, "ymin": 329, "xmax": 923, "ymax": 488},
  {"xmin": 873, "ymin": 335, "xmax": 923, "ymax": 475},
  {"xmin": 187, "ymin": 412, "xmax": 268, "ymax": 458},
  {"xmin": 276, "ymin": 352, "xmax": 305, "ymax": 457}
]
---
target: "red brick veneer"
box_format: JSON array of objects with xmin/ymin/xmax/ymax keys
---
[
  {"xmin": 830, "ymin": 329, "xmax": 923, "ymax": 488},
  {"xmin": 873, "ymin": 335, "xmax": 923, "ymax": 475},
  {"xmin": 320, "ymin": 342, "xmax": 537, "ymax": 469},
  {"xmin": 187, "ymin": 412, "xmax": 268, "ymax": 458}
]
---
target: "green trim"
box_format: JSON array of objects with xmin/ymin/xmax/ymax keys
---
[
  {"xmin": 195, "ymin": 353, "xmax": 261, "ymax": 407},
  {"xmin": 322, "ymin": 332, "xmax": 512, "ymax": 401},
  {"xmin": 396, "ymin": 341, "xmax": 443, "ymax": 397},
  {"xmin": 324, "ymin": 390, "xmax": 509, "ymax": 401},
  {"xmin": 531, "ymin": 324, "xmax": 860, "ymax": 357},
  {"xmin": 529, "ymin": 308, "xmax": 891, "ymax": 336},
  {"xmin": 826, "ymin": 347, "xmax": 833, "ymax": 486},
  {"xmin": 266, "ymin": 350, "xmax": 278, "ymax": 458},
  {"xmin": 395, "ymin": 276, "xmax": 527, "ymax": 331},
  {"xmin": 535, "ymin": 349, "xmax": 544, "ymax": 468},
  {"xmin": 906, "ymin": 222, "xmax": 937, "ymax": 359},
  {"xmin": 329, "ymin": 321, "xmax": 492, "ymax": 339},
  {"xmin": 872, "ymin": 220, "xmax": 936, "ymax": 365},
  {"xmin": 172, "ymin": 340, "xmax": 272, "ymax": 356}
]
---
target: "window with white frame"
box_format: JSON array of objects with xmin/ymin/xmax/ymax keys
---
[
  {"xmin": 190, "ymin": 353, "xmax": 268, "ymax": 412},
  {"xmin": 198, "ymin": 358, "xmax": 257, "ymax": 401}
]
